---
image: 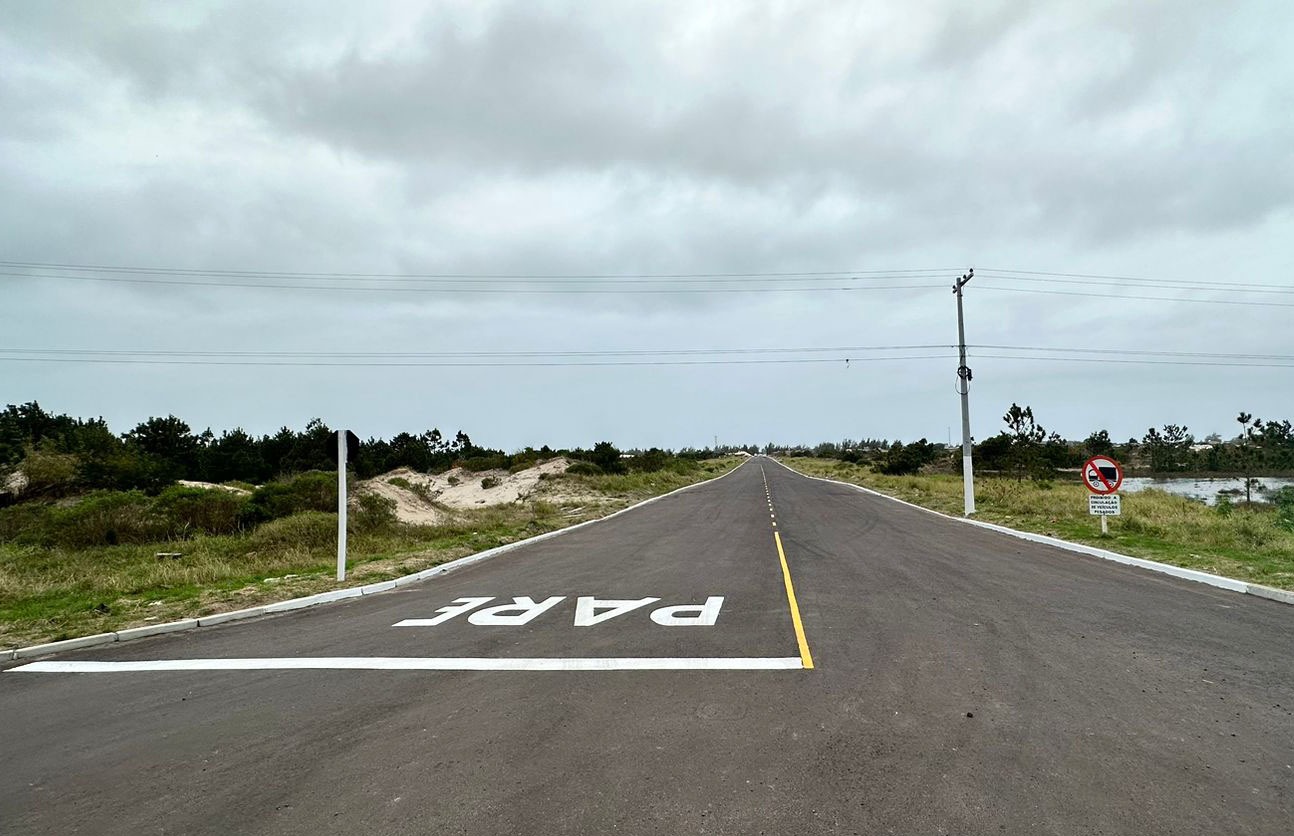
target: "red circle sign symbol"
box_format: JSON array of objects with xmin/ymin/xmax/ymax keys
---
[{"xmin": 1082, "ymin": 456, "xmax": 1123, "ymax": 494}]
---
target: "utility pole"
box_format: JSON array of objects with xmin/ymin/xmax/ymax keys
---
[{"xmin": 954, "ymin": 268, "xmax": 976, "ymax": 516}]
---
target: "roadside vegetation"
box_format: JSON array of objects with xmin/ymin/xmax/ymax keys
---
[
  {"xmin": 779, "ymin": 459, "xmax": 1294, "ymax": 591},
  {"xmin": 0, "ymin": 402, "xmax": 733, "ymax": 648},
  {"xmin": 774, "ymin": 400, "xmax": 1294, "ymax": 593}
]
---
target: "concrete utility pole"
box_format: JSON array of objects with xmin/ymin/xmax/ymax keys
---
[{"xmin": 954, "ymin": 268, "xmax": 976, "ymax": 516}]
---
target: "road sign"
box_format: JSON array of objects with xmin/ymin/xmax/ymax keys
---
[
  {"xmin": 327, "ymin": 430, "xmax": 360, "ymax": 464},
  {"xmin": 1089, "ymin": 494, "xmax": 1121, "ymax": 516},
  {"xmin": 1082, "ymin": 455, "xmax": 1123, "ymax": 494}
]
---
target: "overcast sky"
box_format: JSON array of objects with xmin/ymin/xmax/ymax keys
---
[{"xmin": 2, "ymin": 1, "xmax": 1292, "ymax": 451}]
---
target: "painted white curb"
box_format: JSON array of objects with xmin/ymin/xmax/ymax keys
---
[
  {"xmin": 114, "ymin": 619, "xmax": 200, "ymax": 642},
  {"xmin": 768, "ymin": 457, "xmax": 1294, "ymax": 606},
  {"xmin": 3, "ymin": 459, "xmax": 751, "ymax": 661},
  {"xmin": 12, "ymin": 632, "xmax": 119, "ymax": 660}
]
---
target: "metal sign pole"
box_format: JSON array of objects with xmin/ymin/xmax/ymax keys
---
[{"xmin": 337, "ymin": 429, "xmax": 348, "ymax": 581}]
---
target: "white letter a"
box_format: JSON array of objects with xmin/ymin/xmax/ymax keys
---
[{"xmin": 573, "ymin": 597, "xmax": 660, "ymax": 626}]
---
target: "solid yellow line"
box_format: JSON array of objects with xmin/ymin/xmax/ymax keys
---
[{"xmin": 774, "ymin": 531, "xmax": 814, "ymax": 670}]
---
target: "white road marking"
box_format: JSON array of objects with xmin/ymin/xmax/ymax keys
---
[
  {"xmin": 649, "ymin": 596, "xmax": 724, "ymax": 626},
  {"xmin": 395, "ymin": 595, "xmax": 724, "ymax": 627},
  {"xmin": 8, "ymin": 657, "xmax": 805, "ymax": 673},
  {"xmin": 573, "ymin": 596, "xmax": 660, "ymax": 626}
]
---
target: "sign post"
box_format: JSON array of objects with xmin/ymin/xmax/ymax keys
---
[
  {"xmin": 330, "ymin": 430, "xmax": 360, "ymax": 581},
  {"xmin": 1082, "ymin": 455, "xmax": 1124, "ymax": 535},
  {"xmin": 337, "ymin": 430, "xmax": 348, "ymax": 580}
]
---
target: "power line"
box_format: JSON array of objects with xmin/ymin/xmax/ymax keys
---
[
  {"xmin": 977, "ymin": 271, "xmax": 1294, "ymax": 295},
  {"xmin": 11, "ymin": 270, "xmax": 1290, "ymax": 301},
  {"xmin": 979, "ymin": 267, "xmax": 1294, "ymax": 291},
  {"xmin": 974, "ymin": 344, "xmax": 1294, "ymax": 362},
  {"xmin": 0, "ymin": 259, "xmax": 955, "ymax": 281},
  {"xmin": 2, "ymin": 343, "xmax": 1292, "ymax": 368},
  {"xmin": 0, "ymin": 354, "xmax": 954, "ymax": 368},
  {"xmin": 3, "ymin": 343, "xmax": 1289, "ymax": 361},
  {"xmin": 0, "ymin": 343, "xmax": 1287, "ymax": 360},
  {"xmin": 4, "ymin": 258, "xmax": 1288, "ymax": 292},
  {"xmin": 976, "ymin": 354, "xmax": 1294, "ymax": 369},
  {"xmin": 976, "ymin": 285, "xmax": 1294, "ymax": 308},
  {"xmin": 0, "ymin": 271, "xmax": 947, "ymax": 294},
  {"xmin": 0, "ymin": 343, "xmax": 952, "ymax": 358}
]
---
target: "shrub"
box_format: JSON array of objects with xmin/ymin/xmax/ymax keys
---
[
  {"xmin": 48, "ymin": 491, "xmax": 168, "ymax": 547},
  {"xmin": 589, "ymin": 441, "xmax": 625, "ymax": 474},
  {"xmin": 480, "ymin": 476, "xmax": 501, "ymax": 489},
  {"xmin": 459, "ymin": 456, "xmax": 508, "ymax": 473},
  {"xmin": 353, "ymin": 493, "xmax": 397, "ymax": 532},
  {"xmin": 19, "ymin": 447, "xmax": 79, "ymax": 497},
  {"xmin": 0, "ymin": 501, "xmax": 57, "ymax": 542},
  {"xmin": 627, "ymin": 448, "xmax": 668, "ymax": 473},
  {"xmin": 244, "ymin": 471, "xmax": 337, "ymax": 523},
  {"xmin": 873, "ymin": 440, "xmax": 943, "ymax": 476},
  {"xmin": 152, "ymin": 485, "xmax": 249, "ymax": 536},
  {"xmin": 566, "ymin": 461, "xmax": 603, "ymax": 476},
  {"xmin": 388, "ymin": 476, "xmax": 435, "ymax": 503},
  {"xmin": 248, "ymin": 511, "xmax": 337, "ymax": 550},
  {"xmin": 1272, "ymin": 486, "xmax": 1294, "ymax": 532}
]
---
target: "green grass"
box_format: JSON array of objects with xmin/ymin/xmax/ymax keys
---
[
  {"xmin": 0, "ymin": 459, "xmax": 737, "ymax": 648},
  {"xmin": 780, "ymin": 458, "xmax": 1294, "ymax": 591}
]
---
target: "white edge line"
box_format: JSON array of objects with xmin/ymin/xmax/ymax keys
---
[
  {"xmin": 766, "ymin": 457, "xmax": 1293, "ymax": 606},
  {"xmin": 9, "ymin": 656, "xmax": 805, "ymax": 673},
  {"xmin": 5, "ymin": 459, "xmax": 753, "ymax": 661}
]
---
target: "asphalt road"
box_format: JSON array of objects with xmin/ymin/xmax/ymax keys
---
[{"xmin": 2, "ymin": 457, "xmax": 1291, "ymax": 835}]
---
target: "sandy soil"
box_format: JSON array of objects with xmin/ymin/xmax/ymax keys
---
[
  {"xmin": 177, "ymin": 480, "xmax": 252, "ymax": 495},
  {"xmin": 2, "ymin": 470, "xmax": 28, "ymax": 497},
  {"xmin": 356, "ymin": 457, "xmax": 574, "ymax": 524}
]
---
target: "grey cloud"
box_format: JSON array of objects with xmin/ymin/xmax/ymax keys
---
[{"xmin": 1, "ymin": 1, "xmax": 1292, "ymax": 448}]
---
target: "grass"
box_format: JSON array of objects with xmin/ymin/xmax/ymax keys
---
[
  {"xmin": 0, "ymin": 458, "xmax": 738, "ymax": 648},
  {"xmin": 779, "ymin": 458, "xmax": 1294, "ymax": 592}
]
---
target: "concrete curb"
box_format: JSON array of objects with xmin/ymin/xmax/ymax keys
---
[
  {"xmin": 768, "ymin": 457, "xmax": 1294, "ymax": 607},
  {"xmin": 4, "ymin": 459, "xmax": 750, "ymax": 661},
  {"xmin": 12, "ymin": 632, "xmax": 119, "ymax": 660}
]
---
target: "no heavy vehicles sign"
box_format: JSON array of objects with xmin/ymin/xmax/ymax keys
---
[{"xmin": 1082, "ymin": 456, "xmax": 1123, "ymax": 495}]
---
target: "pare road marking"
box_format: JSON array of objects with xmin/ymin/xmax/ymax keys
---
[{"xmin": 393, "ymin": 596, "xmax": 726, "ymax": 628}]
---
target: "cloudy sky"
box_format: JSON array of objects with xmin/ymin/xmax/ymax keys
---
[{"xmin": 2, "ymin": 0, "xmax": 1292, "ymax": 451}]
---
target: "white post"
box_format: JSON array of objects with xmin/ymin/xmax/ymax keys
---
[
  {"xmin": 1100, "ymin": 514, "xmax": 1108, "ymax": 536},
  {"xmin": 336, "ymin": 429, "xmax": 347, "ymax": 581}
]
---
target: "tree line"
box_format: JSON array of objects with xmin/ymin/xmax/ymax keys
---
[
  {"xmin": 777, "ymin": 405, "xmax": 1294, "ymax": 478},
  {"xmin": 6, "ymin": 400, "xmax": 1292, "ymax": 502}
]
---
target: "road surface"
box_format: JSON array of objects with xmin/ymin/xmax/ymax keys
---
[{"xmin": 2, "ymin": 457, "xmax": 1291, "ymax": 834}]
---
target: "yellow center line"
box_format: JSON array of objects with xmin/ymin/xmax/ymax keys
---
[{"xmin": 775, "ymin": 530, "xmax": 814, "ymax": 670}]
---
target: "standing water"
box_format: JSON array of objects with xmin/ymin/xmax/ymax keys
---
[{"xmin": 1119, "ymin": 476, "xmax": 1294, "ymax": 505}]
